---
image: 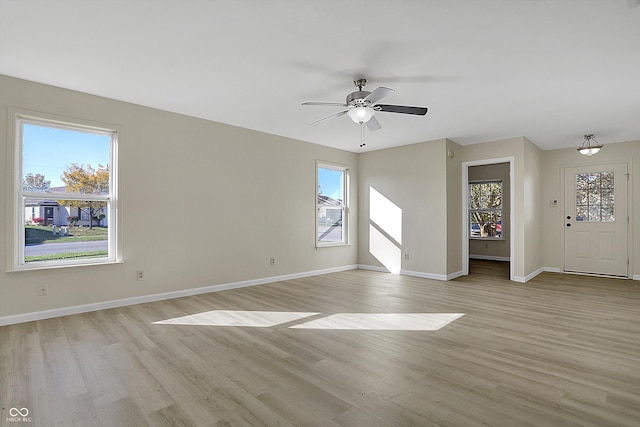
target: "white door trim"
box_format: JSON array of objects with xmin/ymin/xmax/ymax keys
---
[{"xmin": 462, "ymin": 157, "xmax": 515, "ymax": 281}]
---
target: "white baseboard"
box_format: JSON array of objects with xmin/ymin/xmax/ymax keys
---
[
  {"xmin": 446, "ymin": 270, "xmax": 465, "ymax": 280},
  {"xmin": 358, "ymin": 264, "xmax": 463, "ymax": 282},
  {"xmin": 634, "ymin": 275, "xmax": 640, "ymax": 281},
  {"xmin": 400, "ymin": 269, "xmax": 448, "ymax": 281},
  {"xmin": 357, "ymin": 264, "xmax": 390, "ymax": 273},
  {"xmin": 0, "ymin": 265, "xmax": 358, "ymax": 327},
  {"xmin": 513, "ymin": 267, "xmax": 544, "ymax": 283}
]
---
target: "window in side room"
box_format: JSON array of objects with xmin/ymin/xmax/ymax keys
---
[{"xmin": 469, "ymin": 180, "xmax": 503, "ymax": 239}]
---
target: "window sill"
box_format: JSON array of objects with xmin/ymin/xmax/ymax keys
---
[
  {"xmin": 316, "ymin": 242, "xmax": 351, "ymax": 248},
  {"xmin": 7, "ymin": 259, "xmax": 122, "ymax": 273}
]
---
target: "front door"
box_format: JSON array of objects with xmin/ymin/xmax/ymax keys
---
[
  {"xmin": 44, "ymin": 207, "xmax": 54, "ymax": 226},
  {"xmin": 564, "ymin": 163, "xmax": 628, "ymax": 277}
]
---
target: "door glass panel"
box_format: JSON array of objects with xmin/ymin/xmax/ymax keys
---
[
  {"xmin": 576, "ymin": 189, "xmax": 588, "ymax": 205},
  {"xmin": 601, "ymin": 206, "xmax": 614, "ymax": 222},
  {"xmin": 575, "ymin": 172, "xmax": 614, "ymax": 222}
]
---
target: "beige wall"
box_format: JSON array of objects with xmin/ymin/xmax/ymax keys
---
[
  {"xmin": 468, "ymin": 162, "xmax": 510, "ymax": 259},
  {"xmin": 445, "ymin": 139, "xmax": 463, "ymax": 276},
  {"xmin": 0, "ymin": 75, "xmax": 358, "ymax": 319},
  {"xmin": 358, "ymin": 139, "xmax": 450, "ymax": 278},
  {"xmin": 541, "ymin": 139, "xmax": 639, "ymax": 278},
  {"xmin": 523, "ymin": 138, "xmax": 543, "ymax": 276}
]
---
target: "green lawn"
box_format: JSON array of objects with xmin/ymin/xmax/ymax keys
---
[
  {"xmin": 25, "ymin": 250, "xmax": 108, "ymax": 262},
  {"xmin": 25, "ymin": 225, "xmax": 108, "ymax": 244}
]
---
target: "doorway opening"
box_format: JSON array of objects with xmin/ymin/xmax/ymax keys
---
[
  {"xmin": 462, "ymin": 158, "xmax": 515, "ymax": 281},
  {"xmin": 468, "ymin": 259, "xmax": 510, "ymax": 279}
]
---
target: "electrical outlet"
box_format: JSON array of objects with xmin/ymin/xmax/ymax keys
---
[
  {"xmin": 404, "ymin": 253, "xmax": 409, "ymax": 260},
  {"xmin": 136, "ymin": 270, "xmax": 144, "ymax": 281},
  {"xmin": 38, "ymin": 284, "xmax": 48, "ymax": 296},
  {"xmin": 270, "ymin": 257, "xmax": 275, "ymax": 266}
]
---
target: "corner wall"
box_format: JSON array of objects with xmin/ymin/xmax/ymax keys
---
[
  {"xmin": 446, "ymin": 140, "xmax": 463, "ymax": 277},
  {"xmin": 358, "ymin": 139, "xmax": 450, "ymax": 279},
  {"xmin": 523, "ymin": 138, "xmax": 543, "ymax": 278}
]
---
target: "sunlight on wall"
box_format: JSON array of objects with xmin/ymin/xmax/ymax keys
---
[
  {"xmin": 370, "ymin": 187, "xmax": 402, "ymax": 243},
  {"xmin": 290, "ymin": 313, "xmax": 465, "ymax": 331},
  {"xmin": 153, "ymin": 310, "xmax": 465, "ymax": 331},
  {"xmin": 369, "ymin": 224, "xmax": 402, "ymax": 273},
  {"xmin": 369, "ymin": 187, "xmax": 403, "ymax": 273},
  {"xmin": 153, "ymin": 310, "xmax": 318, "ymax": 327}
]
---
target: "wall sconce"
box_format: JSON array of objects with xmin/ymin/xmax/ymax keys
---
[{"xmin": 577, "ymin": 134, "xmax": 603, "ymax": 156}]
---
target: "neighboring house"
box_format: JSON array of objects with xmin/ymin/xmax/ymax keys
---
[
  {"xmin": 24, "ymin": 186, "xmax": 108, "ymax": 227},
  {"xmin": 317, "ymin": 194, "xmax": 342, "ymax": 224},
  {"xmin": 24, "ymin": 200, "xmax": 63, "ymax": 226}
]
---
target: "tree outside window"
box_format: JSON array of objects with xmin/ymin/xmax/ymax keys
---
[
  {"xmin": 469, "ymin": 180, "xmax": 502, "ymax": 238},
  {"xmin": 59, "ymin": 163, "xmax": 109, "ymax": 229}
]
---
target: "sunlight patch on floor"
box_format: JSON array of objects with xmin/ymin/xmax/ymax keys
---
[
  {"xmin": 153, "ymin": 310, "xmax": 319, "ymax": 327},
  {"xmin": 289, "ymin": 313, "xmax": 465, "ymax": 331},
  {"xmin": 153, "ymin": 311, "xmax": 465, "ymax": 331}
]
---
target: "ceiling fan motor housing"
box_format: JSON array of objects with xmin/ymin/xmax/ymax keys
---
[{"xmin": 346, "ymin": 91, "xmax": 371, "ymax": 106}]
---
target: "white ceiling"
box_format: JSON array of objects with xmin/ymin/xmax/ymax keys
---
[{"xmin": 1, "ymin": 0, "xmax": 639, "ymax": 152}]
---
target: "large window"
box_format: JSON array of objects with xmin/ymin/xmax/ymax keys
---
[
  {"xmin": 317, "ymin": 163, "xmax": 348, "ymax": 246},
  {"xmin": 469, "ymin": 180, "xmax": 503, "ymax": 239},
  {"xmin": 15, "ymin": 114, "xmax": 117, "ymax": 269}
]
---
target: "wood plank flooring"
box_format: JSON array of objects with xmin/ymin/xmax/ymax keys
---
[{"xmin": 1, "ymin": 261, "xmax": 639, "ymax": 426}]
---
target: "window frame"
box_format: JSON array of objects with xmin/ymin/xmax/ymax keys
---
[
  {"xmin": 316, "ymin": 161, "xmax": 349, "ymax": 247},
  {"xmin": 12, "ymin": 111, "xmax": 119, "ymax": 270},
  {"xmin": 468, "ymin": 179, "xmax": 504, "ymax": 240}
]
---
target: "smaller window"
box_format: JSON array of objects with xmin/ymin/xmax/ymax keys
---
[
  {"xmin": 469, "ymin": 180, "xmax": 503, "ymax": 239},
  {"xmin": 317, "ymin": 163, "xmax": 348, "ymax": 246}
]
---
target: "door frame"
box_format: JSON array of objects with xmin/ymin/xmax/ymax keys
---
[
  {"xmin": 561, "ymin": 161, "xmax": 632, "ymax": 278},
  {"xmin": 462, "ymin": 157, "xmax": 515, "ymax": 281}
]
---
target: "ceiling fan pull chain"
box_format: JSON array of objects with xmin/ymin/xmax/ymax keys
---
[{"xmin": 359, "ymin": 122, "xmax": 366, "ymax": 148}]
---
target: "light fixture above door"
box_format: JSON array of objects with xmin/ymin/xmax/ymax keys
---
[{"xmin": 577, "ymin": 134, "xmax": 603, "ymax": 156}]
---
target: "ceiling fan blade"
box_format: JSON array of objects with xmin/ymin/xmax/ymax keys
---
[
  {"xmin": 302, "ymin": 101, "xmax": 348, "ymax": 107},
  {"xmin": 375, "ymin": 104, "xmax": 428, "ymax": 116},
  {"xmin": 309, "ymin": 110, "xmax": 349, "ymax": 125},
  {"xmin": 364, "ymin": 87, "xmax": 395, "ymax": 104},
  {"xmin": 366, "ymin": 115, "xmax": 382, "ymax": 132}
]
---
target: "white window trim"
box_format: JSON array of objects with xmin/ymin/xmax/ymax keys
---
[
  {"xmin": 10, "ymin": 109, "xmax": 120, "ymax": 271},
  {"xmin": 468, "ymin": 179, "xmax": 505, "ymax": 241},
  {"xmin": 316, "ymin": 161, "xmax": 349, "ymax": 247}
]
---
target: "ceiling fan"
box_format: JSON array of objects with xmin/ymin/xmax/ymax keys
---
[{"xmin": 302, "ymin": 78, "xmax": 428, "ymax": 147}]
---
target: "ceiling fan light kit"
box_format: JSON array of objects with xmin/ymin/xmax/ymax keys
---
[
  {"xmin": 348, "ymin": 106, "xmax": 374, "ymax": 124},
  {"xmin": 302, "ymin": 78, "xmax": 428, "ymax": 147},
  {"xmin": 577, "ymin": 134, "xmax": 603, "ymax": 156}
]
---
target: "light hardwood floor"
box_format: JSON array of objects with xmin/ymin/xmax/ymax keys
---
[{"xmin": 2, "ymin": 262, "xmax": 639, "ymax": 426}]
